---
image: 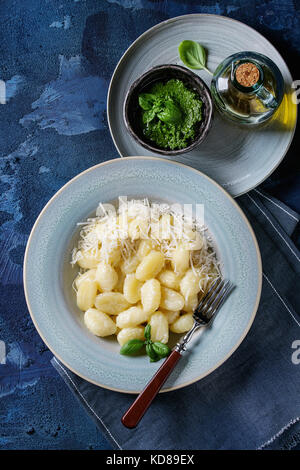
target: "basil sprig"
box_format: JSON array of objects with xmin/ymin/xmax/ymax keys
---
[
  {"xmin": 120, "ymin": 325, "xmax": 171, "ymax": 362},
  {"xmin": 139, "ymin": 94, "xmax": 182, "ymax": 125},
  {"xmin": 152, "ymin": 342, "xmax": 170, "ymax": 358},
  {"xmin": 120, "ymin": 339, "xmax": 145, "ymax": 356},
  {"xmin": 146, "ymin": 343, "xmax": 159, "ymax": 363},
  {"xmin": 178, "ymin": 40, "xmax": 213, "ymax": 75},
  {"xmin": 144, "ymin": 323, "xmax": 151, "ymax": 341}
]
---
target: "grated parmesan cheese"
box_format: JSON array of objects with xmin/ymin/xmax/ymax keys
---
[{"xmin": 71, "ymin": 199, "xmax": 221, "ymax": 287}]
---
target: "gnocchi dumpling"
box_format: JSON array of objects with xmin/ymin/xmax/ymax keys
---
[
  {"xmin": 150, "ymin": 311, "xmax": 169, "ymax": 344},
  {"xmin": 183, "ymin": 228, "xmax": 203, "ymax": 251},
  {"xmin": 171, "ymin": 244, "xmax": 190, "ymax": 274},
  {"xmin": 128, "ymin": 217, "xmax": 149, "ymax": 240},
  {"xmin": 96, "ymin": 262, "xmax": 118, "ymax": 292},
  {"xmin": 76, "ymin": 279, "xmax": 98, "ymax": 311},
  {"xmin": 95, "ymin": 292, "xmax": 130, "ymax": 315},
  {"xmin": 161, "ymin": 309, "xmax": 180, "ymax": 325},
  {"xmin": 74, "ymin": 268, "xmax": 96, "ymax": 289},
  {"xmin": 137, "ymin": 239, "xmax": 155, "ymax": 260},
  {"xmin": 77, "ymin": 249, "xmax": 102, "ymax": 269},
  {"xmin": 160, "ymin": 286, "xmax": 185, "ymax": 311},
  {"xmin": 84, "ymin": 308, "xmax": 117, "ymax": 336},
  {"xmin": 117, "ymin": 327, "xmax": 145, "ymax": 346},
  {"xmin": 99, "ymin": 241, "xmax": 121, "ymax": 266},
  {"xmin": 116, "ymin": 306, "xmax": 149, "ymax": 328},
  {"xmin": 114, "ymin": 268, "xmax": 126, "ymax": 293},
  {"xmin": 158, "ymin": 269, "xmax": 181, "ymax": 290},
  {"xmin": 135, "ymin": 250, "xmax": 164, "ymax": 281},
  {"xmin": 141, "ymin": 279, "xmax": 161, "ymax": 314},
  {"xmin": 180, "ymin": 269, "xmax": 201, "ymax": 299},
  {"xmin": 182, "ymin": 293, "xmax": 199, "ymax": 312},
  {"xmin": 170, "ymin": 313, "xmax": 194, "ymax": 334},
  {"xmin": 123, "ymin": 274, "xmax": 142, "ymax": 304},
  {"xmin": 120, "ymin": 254, "xmax": 140, "ymax": 274}
]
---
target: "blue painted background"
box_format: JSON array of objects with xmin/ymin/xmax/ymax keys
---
[{"xmin": 0, "ymin": 0, "xmax": 299, "ymax": 450}]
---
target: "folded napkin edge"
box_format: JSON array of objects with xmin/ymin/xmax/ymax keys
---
[
  {"xmin": 257, "ymin": 417, "xmax": 300, "ymax": 450},
  {"xmin": 51, "ymin": 357, "xmax": 121, "ymax": 450}
]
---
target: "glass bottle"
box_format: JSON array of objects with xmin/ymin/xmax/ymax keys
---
[{"xmin": 211, "ymin": 51, "xmax": 284, "ymax": 126}]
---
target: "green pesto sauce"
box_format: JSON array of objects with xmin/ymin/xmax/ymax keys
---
[{"xmin": 138, "ymin": 79, "xmax": 202, "ymax": 150}]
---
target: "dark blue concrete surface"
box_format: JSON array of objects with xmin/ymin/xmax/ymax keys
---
[{"xmin": 0, "ymin": 0, "xmax": 299, "ymax": 450}]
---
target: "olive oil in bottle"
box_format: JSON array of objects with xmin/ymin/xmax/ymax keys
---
[{"xmin": 211, "ymin": 51, "xmax": 284, "ymax": 126}]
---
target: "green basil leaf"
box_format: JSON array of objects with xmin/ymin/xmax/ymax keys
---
[
  {"xmin": 143, "ymin": 109, "xmax": 156, "ymax": 124},
  {"xmin": 139, "ymin": 93, "xmax": 156, "ymax": 110},
  {"xmin": 146, "ymin": 343, "xmax": 159, "ymax": 362},
  {"xmin": 157, "ymin": 100, "xmax": 182, "ymax": 124},
  {"xmin": 178, "ymin": 40, "xmax": 212, "ymax": 75},
  {"xmin": 152, "ymin": 342, "xmax": 171, "ymax": 358},
  {"xmin": 120, "ymin": 339, "xmax": 144, "ymax": 356},
  {"xmin": 144, "ymin": 323, "xmax": 151, "ymax": 341},
  {"xmin": 152, "ymin": 98, "xmax": 164, "ymax": 114}
]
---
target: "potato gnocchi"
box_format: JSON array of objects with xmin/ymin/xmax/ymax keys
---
[{"xmin": 71, "ymin": 199, "xmax": 219, "ymax": 350}]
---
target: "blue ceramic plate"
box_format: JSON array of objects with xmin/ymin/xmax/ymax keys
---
[
  {"xmin": 108, "ymin": 14, "xmax": 297, "ymax": 197},
  {"xmin": 24, "ymin": 157, "xmax": 262, "ymax": 393}
]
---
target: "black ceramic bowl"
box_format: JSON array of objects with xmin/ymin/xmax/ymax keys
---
[{"xmin": 123, "ymin": 64, "xmax": 213, "ymax": 156}]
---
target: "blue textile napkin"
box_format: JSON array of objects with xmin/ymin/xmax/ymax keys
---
[{"xmin": 52, "ymin": 188, "xmax": 300, "ymax": 450}]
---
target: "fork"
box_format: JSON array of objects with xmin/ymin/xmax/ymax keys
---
[{"xmin": 121, "ymin": 278, "xmax": 233, "ymax": 428}]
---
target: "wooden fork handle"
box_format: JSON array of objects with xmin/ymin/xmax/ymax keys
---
[{"xmin": 121, "ymin": 350, "xmax": 181, "ymax": 429}]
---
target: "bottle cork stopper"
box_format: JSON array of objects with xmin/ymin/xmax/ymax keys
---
[{"xmin": 235, "ymin": 62, "xmax": 260, "ymax": 87}]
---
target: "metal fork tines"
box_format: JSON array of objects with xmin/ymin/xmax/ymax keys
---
[
  {"xmin": 175, "ymin": 278, "xmax": 233, "ymax": 354},
  {"xmin": 194, "ymin": 278, "xmax": 232, "ymax": 325}
]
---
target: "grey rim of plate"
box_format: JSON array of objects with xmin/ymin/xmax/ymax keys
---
[
  {"xmin": 107, "ymin": 14, "xmax": 297, "ymax": 198},
  {"xmin": 24, "ymin": 157, "xmax": 262, "ymax": 394}
]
